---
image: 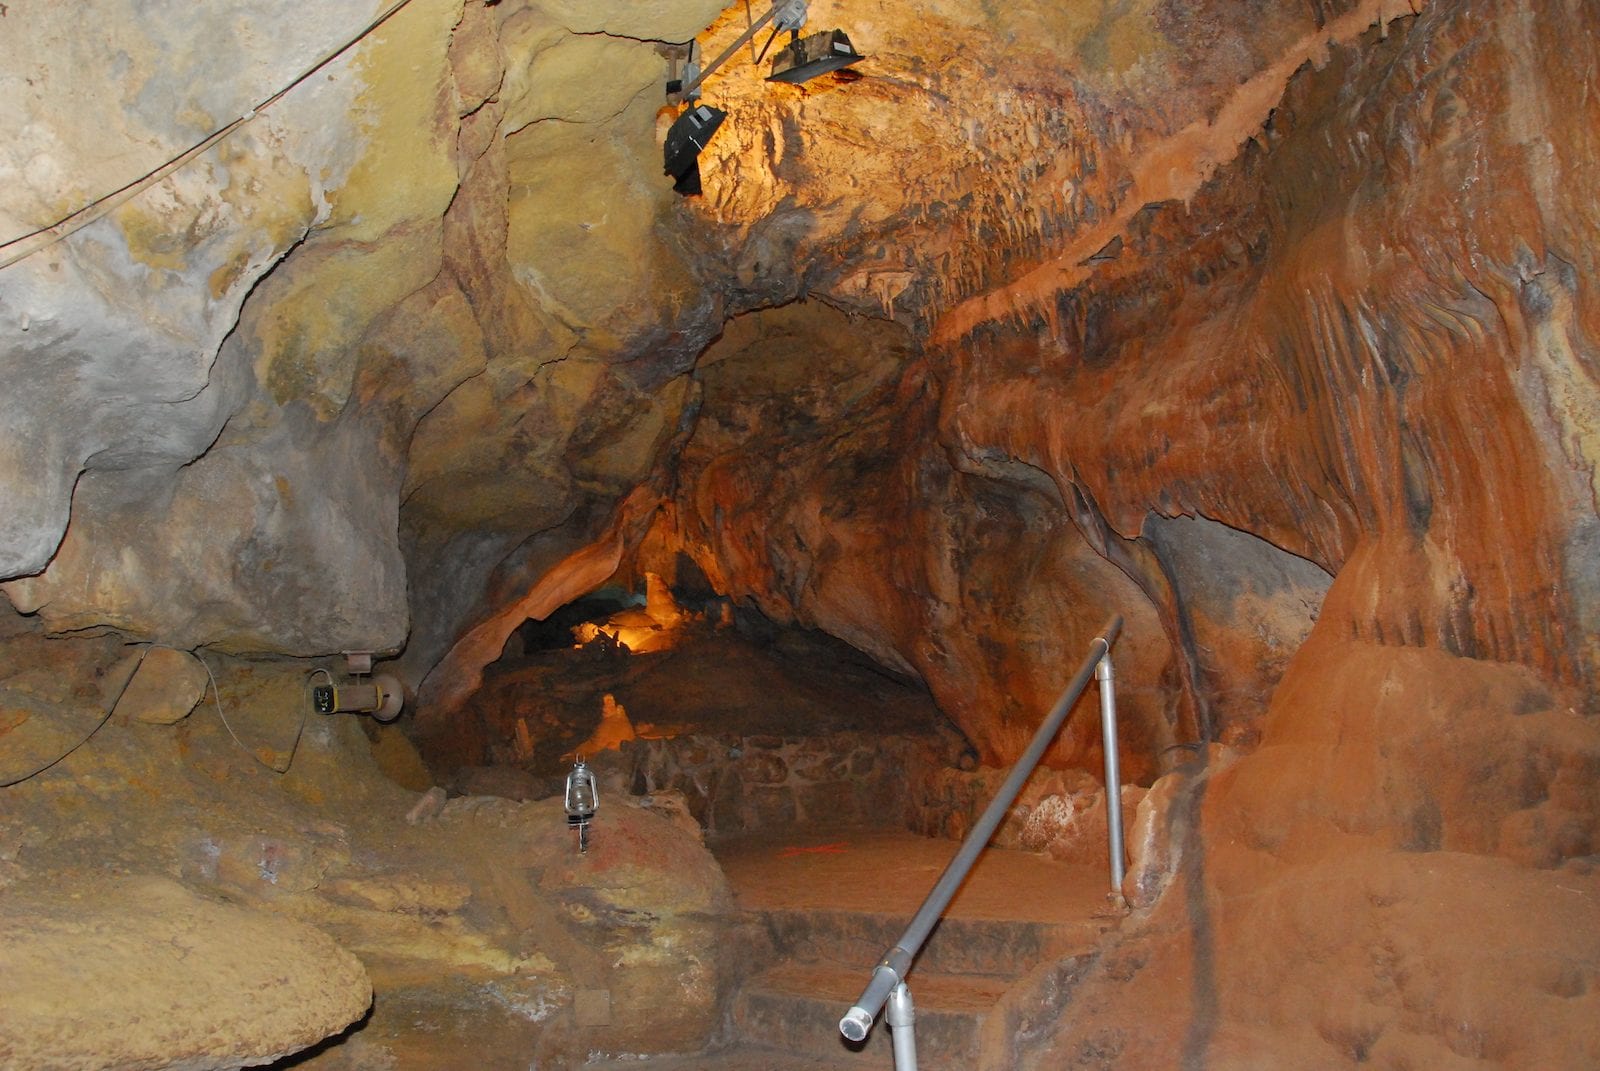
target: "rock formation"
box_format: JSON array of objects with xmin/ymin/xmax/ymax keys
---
[{"xmin": 1, "ymin": 0, "xmax": 1597, "ymax": 1065}]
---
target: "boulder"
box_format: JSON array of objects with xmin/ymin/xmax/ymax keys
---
[
  {"xmin": 113, "ymin": 647, "xmax": 210, "ymax": 726},
  {"xmin": 0, "ymin": 875, "xmax": 370, "ymax": 1071}
]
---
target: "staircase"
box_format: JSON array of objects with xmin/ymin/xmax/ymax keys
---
[
  {"xmin": 705, "ymin": 828, "xmax": 1117, "ymax": 1070},
  {"xmin": 736, "ymin": 910, "xmax": 1107, "ymax": 1068}
]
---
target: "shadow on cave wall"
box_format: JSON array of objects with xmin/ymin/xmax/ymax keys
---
[{"xmin": 1140, "ymin": 512, "xmax": 1333, "ymax": 751}]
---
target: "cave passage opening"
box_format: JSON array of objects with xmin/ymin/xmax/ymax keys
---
[{"xmin": 426, "ymin": 563, "xmax": 1003, "ymax": 843}]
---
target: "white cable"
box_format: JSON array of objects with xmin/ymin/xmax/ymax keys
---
[
  {"xmin": 193, "ymin": 652, "xmax": 315, "ymax": 775},
  {"xmin": 0, "ymin": 643, "xmax": 322, "ymax": 784}
]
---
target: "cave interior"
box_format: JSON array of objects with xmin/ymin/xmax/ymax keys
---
[{"xmin": 1, "ymin": 0, "xmax": 1598, "ymax": 1068}]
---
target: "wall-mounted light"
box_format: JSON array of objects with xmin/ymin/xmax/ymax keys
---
[
  {"xmin": 309, "ymin": 652, "xmax": 404, "ymax": 721},
  {"xmin": 311, "ymin": 675, "xmax": 403, "ymax": 720}
]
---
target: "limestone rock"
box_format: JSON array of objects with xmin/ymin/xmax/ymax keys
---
[
  {"xmin": 1218, "ymin": 631, "xmax": 1598, "ymax": 865},
  {"xmin": 1018, "ymin": 784, "xmax": 1148, "ymax": 868},
  {"xmin": 0, "ymin": 631, "xmax": 140, "ymax": 786},
  {"xmin": 531, "ymin": 0, "xmax": 726, "ymax": 41},
  {"xmin": 645, "ymin": 303, "xmax": 1177, "ymax": 775},
  {"xmin": 1120, "ymin": 767, "xmax": 1196, "ymax": 911},
  {"xmin": 1037, "ymin": 630, "xmax": 1600, "ymax": 1066},
  {"xmin": 433, "ymin": 794, "xmax": 734, "ymax": 1057},
  {"xmin": 1142, "ymin": 514, "xmax": 1332, "ymax": 749},
  {"xmin": 532, "ymin": 797, "xmax": 732, "ymax": 1055},
  {"xmin": 503, "ymin": 93, "xmax": 706, "ymax": 358},
  {"xmin": 449, "ymin": 764, "xmax": 558, "ymax": 801},
  {"xmin": 3, "ymin": 421, "xmax": 410, "ymax": 654},
  {"xmin": 2, "ymin": 0, "xmax": 1599, "ymax": 1063},
  {"xmin": 371, "ymin": 725, "xmax": 437, "ymax": 794},
  {"xmin": 0, "ymin": 0, "xmax": 460, "ymax": 656},
  {"xmin": 0, "ymin": 0, "xmax": 380, "ymax": 580},
  {"xmin": 0, "ymin": 874, "xmax": 370, "ymax": 1071},
  {"xmin": 0, "ymin": 642, "xmax": 733, "ymax": 1069},
  {"xmin": 212, "ymin": 833, "xmax": 327, "ymax": 894},
  {"xmin": 323, "ymin": 874, "xmax": 473, "ymax": 915}
]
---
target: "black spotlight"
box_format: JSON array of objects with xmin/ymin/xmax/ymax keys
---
[
  {"xmin": 663, "ymin": 103, "xmax": 727, "ymax": 196},
  {"xmin": 766, "ymin": 29, "xmax": 865, "ymax": 84}
]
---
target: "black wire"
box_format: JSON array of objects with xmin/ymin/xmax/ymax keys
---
[
  {"xmin": 0, "ymin": 0, "xmax": 417, "ymax": 271},
  {"xmin": 755, "ymin": 24, "xmax": 784, "ymax": 64},
  {"xmin": 0, "ymin": 646, "xmax": 149, "ymax": 788},
  {"xmin": 0, "ymin": 646, "xmax": 327, "ymax": 786}
]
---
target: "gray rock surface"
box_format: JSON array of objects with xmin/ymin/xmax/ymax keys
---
[{"xmin": 0, "ymin": 0, "xmax": 379, "ymax": 580}]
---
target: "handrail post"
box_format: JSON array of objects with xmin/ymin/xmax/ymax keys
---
[
  {"xmin": 886, "ymin": 983, "xmax": 918, "ymax": 1070},
  {"xmin": 1096, "ymin": 654, "xmax": 1127, "ymax": 906}
]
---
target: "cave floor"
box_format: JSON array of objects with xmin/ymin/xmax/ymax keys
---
[
  {"xmin": 271, "ymin": 822, "xmax": 1123, "ymax": 1071},
  {"xmin": 711, "ymin": 823, "xmax": 1119, "ymax": 925}
]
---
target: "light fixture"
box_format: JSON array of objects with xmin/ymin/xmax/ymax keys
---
[
  {"xmin": 660, "ymin": 0, "xmax": 866, "ymax": 195},
  {"xmin": 766, "ymin": 28, "xmax": 865, "ymax": 83},
  {"xmin": 565, "ymin": 757, "xmax": 598, "ymax": 854},
  {"xmin": 308, "ymin": 651, "xmax": 404, "ymax": 722},
  {"xmin": 310, "ymin": 673, "xmax": 404, "ymax": 721},
  {"xmin": 662, "ymin": 103, "xmax": 727, "ymax": 196}
]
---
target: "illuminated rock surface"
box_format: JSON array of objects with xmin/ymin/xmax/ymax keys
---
[
  {"xmin": 0, "ymin": 876, "xmax": 371, "ymax": 1071},
  {"xmin": 1, "ymin": 0, "xmax": 1598, "ymax": 1065}
]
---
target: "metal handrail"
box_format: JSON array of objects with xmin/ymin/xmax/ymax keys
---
[{"xmin": 839, "ymin": 615, "xmax": 1125, "ymax": 1061}]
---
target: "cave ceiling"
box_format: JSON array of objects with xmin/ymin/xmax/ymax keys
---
[{"xmin": 1, "ymin": 0, "xmax": 1596, "ymax": 766}]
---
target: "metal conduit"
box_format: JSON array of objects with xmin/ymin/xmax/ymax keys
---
[{"xmin": 839, "ymin": 614, "xmax": 1125, "ymax": 1054}]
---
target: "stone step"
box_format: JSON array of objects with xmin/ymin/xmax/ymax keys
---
[
  {"xmin": 755, "ymin": 905, "xmax": 1109, "ymax": 977},
  {"xmin": 735, "ymin": 961, "xmax": 1013, "ymax": 1071},
  {"xmin": 709, "ymin": 829, "xmax": 1120, "ymax": 1070}
]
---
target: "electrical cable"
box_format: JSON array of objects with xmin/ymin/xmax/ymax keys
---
[
  {"xmin": 0, "ymin": 644, "xmax": 151, "ymax": 788},
  {"xmin": 1, "ymin": 643, "xmax": 329, "ymax": 785},
  {"xmin": 755, "ymin": 25, "xmax": 785, "ymax": 64},
  {"xmin": 192, "ymin": 652, "xmax": 314, "ymax": 775},
  {"xmin": 0, "ymin": 0, "xmax": 418, "ymax": 272}
]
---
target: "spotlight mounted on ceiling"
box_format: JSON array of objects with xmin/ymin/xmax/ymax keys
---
[
  {"xmin": 663, "ymin": 103, "xmax": 727, "ymax": 196},
  {"xmin": 661, "ymin": 0, "xmax": 866, "ymax": 195},
  {"xmin": 765, "ymin": 28, "xmax": 865, "ymax": 83}
]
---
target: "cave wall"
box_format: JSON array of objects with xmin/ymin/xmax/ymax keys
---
[
  {"xmin": 943, "ymin": 0, "xmax": 1599, "ymax": 693},
  {"xmin": 0, "ymin": 0, "xmax": 725, "ymax": 660},
  {"xmin": 5, "ymin": 0, "xmax": 1591, "ymax": 786},
  {"xmin": 641, "ymin": 302, "xmax": 1180, "ymax": 775},
  {"xmin": 1, "ymin": 0, "xmax": 1444, "ymax": 764},
  {"xmin": 989, "ymin": 1, "xmax": 1600, "ymax": 1064},
  {"xmin": 643, "ymin": 2, "xmax": 1600, "ymax": 1059},
  {"xmin": 939, "ymin": 0, "xmax": 1600, "ymax": 844},
  {"xmin": 0, "ymin": 0, "xmax": 462, "ymax": 650}
]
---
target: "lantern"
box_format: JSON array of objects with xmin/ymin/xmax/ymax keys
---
[{"xmin": 565, "ymin": 758, "xmax": 598, "ymax": 854}]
